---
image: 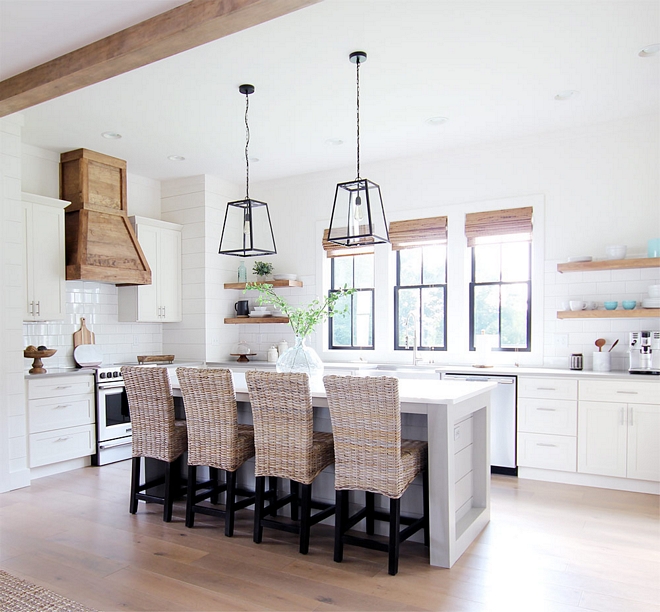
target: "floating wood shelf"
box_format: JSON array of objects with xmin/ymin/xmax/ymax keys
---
[
  {"xmin": 224, "ymin": 317, "xmax": 290, "ymax": 325},
  {"xmin": 224, "ymin": 280, "xmax": 303, "ymax": 289},
  {"xmin": 557, "ymin": 257, "xmax": 660, "ymax": 273},
  {"xmin": 557, "ymin": 309, "xmax": 660, "ymax": 319}
]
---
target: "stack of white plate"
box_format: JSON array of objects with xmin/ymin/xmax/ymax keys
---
[
  {"xmin": 249, "ymin": 311, "xmax": 272, "ymax": 318},
  {"xmin": 641, "ymin": 298, "xmax": 660, "ymax": 308}
]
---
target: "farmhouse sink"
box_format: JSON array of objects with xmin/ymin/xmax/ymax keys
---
[{"xmin": 374, "ymin": 365, "xmax": 440, "ymax": 380}]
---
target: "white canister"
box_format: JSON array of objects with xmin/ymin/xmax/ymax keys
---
[
  {"xmin": 267, "ymin": 346, "xmax": 278, "ymax": 363},
  {"xmin": 277, "ymin": 340, "xmax": 288, "ymax": 356},
  {"xmin": 592, "ymin": 351, "xmax": 611, "ymax": 372}
]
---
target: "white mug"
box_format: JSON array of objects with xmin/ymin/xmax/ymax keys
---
[{"xmin": 569, "ymin": 300, "xmax": 586, "ymax": 311}]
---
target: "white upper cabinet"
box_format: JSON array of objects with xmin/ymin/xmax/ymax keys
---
[
  {"xmin": 22, "ymin": 192, "xmax": 68, "ymax": 321},
  {"xmin": 118, "ymin": 216, "xmax": 182, "ymax": 323}
]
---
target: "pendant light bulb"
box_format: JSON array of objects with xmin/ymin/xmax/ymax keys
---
[{"xmin": 353, "ymin": 195, "xmax": 364, "ymax": 221}]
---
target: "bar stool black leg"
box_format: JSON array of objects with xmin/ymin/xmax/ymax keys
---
[
  {"xmin": 422, "ymin": 466, "xmax": 430, "ymax": 547},
  {"xmin": 185, "ymin": 465, "xmax": 197, "ymax": 528},
  {"xmin": 290, "ymin": 480, "xmax": 299, "ymax": 521},
  {"xmin": 254, "ymin": 476, "xmax": 265, "ymax": 544},
  {"xmin": 130, "ymin": 457, "xmax": 140, "ymax": 514},
  {"xmin": 209, "ymin": 467, "xmax": 220, "ymax": 504},
  {"xmin": 388, "ymin": 497, "xmax": 401, "ymax": 576},
  {"xmin": 268, "ymin": 476, "xmax": 278, "ymax": 516},
  {"xmin": 334, "ymin": 490, "xmax": 347, "ymax": 563},
  {"xmin": 365, "ymin": 491, "xmax": 375, "ymax": 535},
  {"xmin": 299, "ymin": 482, "xmax": 312, "ymax": 555},
  {"xmin": 163, "ymin": 461, "xmax": 173, "ymax": 522},
  {"xmin": 225, "ymin": 470, "xmax": 237, "ymax": 537}
]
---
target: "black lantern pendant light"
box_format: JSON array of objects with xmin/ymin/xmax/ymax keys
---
[
  {"xmin": 327, "ymin": 51, "xmax": 389, "ymax": 247},
  {"xmin": 218, "ymin": 84, "xmax": 276, "ymax": 257}
]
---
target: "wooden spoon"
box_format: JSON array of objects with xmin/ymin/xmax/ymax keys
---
[
  {"xmin": 608, "ymin": 339, "xmax": 619, "ymax": 352},
  {"xmin": 595, "ymin": 338, "xmax": 606, "ymax": 352}
]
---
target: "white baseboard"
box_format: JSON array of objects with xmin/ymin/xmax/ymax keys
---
[
  {"xmin": 518, "ymin": 467, "xmax": 659, "ymax": 495},
  {"xmin": 30, "ymin": 457, "xmax": 91, "ymax": 480}
]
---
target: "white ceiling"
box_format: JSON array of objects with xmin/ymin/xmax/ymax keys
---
[{"xmin": 2, "ymin": 0, "xmax": 659, "ymax": 185}]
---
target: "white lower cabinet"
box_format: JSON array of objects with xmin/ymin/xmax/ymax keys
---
[
  {"xmin": 517, "ymin": 377, "xmax": 578, "ymax": 472},
  {"xmin": 27, "ymin": 375, "xmax": 95, "ymax": 469},
  {"xmin": 578, "ymin": 380, "xmax": 660, "ymax": 483}
]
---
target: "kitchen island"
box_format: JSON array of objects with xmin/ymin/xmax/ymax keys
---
[{"xmin": 170, "ymin": 369, "xmax": 496, "ymax": 568}]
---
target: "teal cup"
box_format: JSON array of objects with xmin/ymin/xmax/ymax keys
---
[{"xmin": 649, "ymin": 238, "xmax": 660, "ymax": 258}]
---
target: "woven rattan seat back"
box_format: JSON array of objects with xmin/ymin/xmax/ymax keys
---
[
  {"xmin": 324, "ymin": 374, "xmax": 416, "ymax": 499},
  {"xmin": 177, "ymin": 367, "xmax": 245, "ymax": 471},
  {"xmin": 246, "ymin": 371, "xmax": 320, "ymax": 484},
  {"xmin": 122, "ymin": 366, "xmax": 186, "ymax": 463}
]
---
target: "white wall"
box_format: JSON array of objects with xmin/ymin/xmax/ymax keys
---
[{"xmin": 249, "ymin": 113, "xmax": 660, "ymax": 370}]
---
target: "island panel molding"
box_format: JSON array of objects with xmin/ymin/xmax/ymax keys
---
[{"xmin": 0, "ymin": 0, "xmax": 322, "ymax": 117}]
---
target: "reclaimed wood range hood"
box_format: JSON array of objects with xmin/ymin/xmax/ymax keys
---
[{"xmin": 60, "ymin": 149, "xmax": 151, "ymax": 285}]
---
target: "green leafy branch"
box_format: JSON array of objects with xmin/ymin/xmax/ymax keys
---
[{"xmin": 245, "ymin": 283, "xmax": 356, "ymax": 338}]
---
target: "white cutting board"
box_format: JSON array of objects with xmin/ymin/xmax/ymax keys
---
[{"xmin": 73, "ymin": 344, "xmax": 103, "ymax": 367}]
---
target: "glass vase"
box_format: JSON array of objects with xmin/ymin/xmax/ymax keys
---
[{"xmin": 276, "ymin": 335, "xmax": 323, "ymax": 378}]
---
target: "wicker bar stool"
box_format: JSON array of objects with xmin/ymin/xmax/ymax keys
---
[
  {"xmin": 122, "ymin": 366, "xmax": 187, "ymax": 522},
  {"xmin": 245, "ymin": 371, "xmax": 335, "ymax": 554},
  {"xmin": 176, "ymin": 367, "xmax": 256, "ymax": 536},
  {"xmin": 323, "ymin": 375, "xmax": 429, "ymax": 575}
]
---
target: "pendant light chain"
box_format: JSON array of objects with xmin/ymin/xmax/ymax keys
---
[
  {"xmin": 356, "ymin": 56, "xmax": 361, "ymax": 180},
  {"xmin": 244, "ymin": 91, "xmax": 250, "ymax": 200}
]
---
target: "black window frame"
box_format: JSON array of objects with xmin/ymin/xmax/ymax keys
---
[
  {"xmin": 468, "ymin": 241, "xmax": 532, "ymax": 352},
  {"xmin": 328, "ymin": 255, "xmax": 375, "ymax": 350},
  {"xmin": 394, "ymin": 246, "xmax": 448, "ymax": 352}
]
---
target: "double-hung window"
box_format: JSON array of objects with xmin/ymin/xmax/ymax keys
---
[
  {"xmin": 466, "ymin": 207, "xmax": 533, "ymax": 351},
  {"xmin": 391, "ymin": 217, "xmax": 448, "ymax": 352},
  {"xmin": 323, "ymin": 230, "xmax": 375, "ymax": 350}
]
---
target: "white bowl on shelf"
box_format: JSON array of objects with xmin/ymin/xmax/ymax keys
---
[
  {"xmin": 567, "ymin": 255, "xmax": 592, "ymax": 263},
  {"xmin": 605, "ymin": 245, "xmax": 627, "ymax": 260},
  {"xmin": 273, "ymin": 274, "xmax": 297, "ymax": 281},
  {"xmin": 249, "ymin": 311, "xmax": 272, "ymax": 317}
]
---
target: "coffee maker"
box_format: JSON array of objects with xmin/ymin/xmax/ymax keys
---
[{"xmin": 629, "ymin": 331, "xmax": 660, "ymax": 374}]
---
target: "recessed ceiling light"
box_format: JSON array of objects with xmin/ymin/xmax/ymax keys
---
[
  {"xmin": 639, "ymin": 43, "xmax": 660, "ymax": 57},
  {"xmin": 167, "ymin": 155, "xmax": 185, "ymax": 161},
  {"xmin": 325, "ymin": 138, "xmax": 344, "ymax": 146},
  {"xmin": 425, "ymin": 116, "xmax": 449, "ymax": 126},
  {"xmin": 554, "ymin": 90, "xmax": 579, "ymax": 101},
  {"xmin": 101, "ymin": 131, "xmax": 122, "ymax": 139}
]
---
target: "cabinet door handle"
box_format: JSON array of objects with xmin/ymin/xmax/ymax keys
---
[
  {"xmin": 537, "ymin": 443, "xmax": 558, "ymax": 448},
  {"xmin": 616, "ymin": 390, "xmax": 638, "ymax": 395},
  {"xmin": 536, "ymin": 407, "xmax": 556, "ymax": 412},
  {"xmin": 29, "ymin": 301, "xmax": 34, "ymax": 316},
  {"xmin": 537, "ymin": 387, "xmax": 556, "ymax": 391},
  {"xmin": 620, "ymin": 407, "xmax": 626, "ymax": 426},
  {"xmin": 35, "ymin": 301, "xmax": 40, "ymax": 316}
]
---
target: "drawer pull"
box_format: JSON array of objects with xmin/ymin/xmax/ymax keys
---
[
  {"xmin": 536, "ymin": 443, "xmax": 558, "ymax": 448},
  {"xmin": 55, "ymin": 437, "xmax": 70, "ymax": 442},
  {"xmin": 536, "ymin": 387, "xmax": 556, "ymax": 391},
  {"xmin": 536, "ymin": 407, "xmax": 556, "ymax": 412},
  {"xmin": 55, "ymin": 385, "xmax": 71, "ymax": 390},
  {"xmin": 54, "ymin": 404, "xmax": 71, "ymax": 409},
  {"xmin": 616, "ymin": 391, "xmax": 638, "ymax": 395}
]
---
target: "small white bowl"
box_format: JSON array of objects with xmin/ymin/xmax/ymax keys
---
[
  {"xmin": 649, "ymin": 285, "xmax": 660, "ymax": 298},
  {"xmin": 273, "ymin": 274, "xmax": 297, "ymax": 281},
  {"xmin": 253, "ymin": 306, "xmax": 268, "ymax": 312},
  {"xmin": 605, "ymin": 245, "xmax": 627, "ymax": 260}
]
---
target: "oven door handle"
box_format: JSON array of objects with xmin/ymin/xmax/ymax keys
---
[
  {"xmin": 98, "ymin": 438, "xmax": 132, "ymax": 450},
  {"xmin": 97, "ymin": 383, "xmax": 125, "ymax": 391}
]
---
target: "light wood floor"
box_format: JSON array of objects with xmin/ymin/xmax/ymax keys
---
[{"xmin": 0, "ymin": 462, "xmax": 658, "ymax": 612}]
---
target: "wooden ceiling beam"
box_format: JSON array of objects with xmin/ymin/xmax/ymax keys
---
[{"xmin": 0, "ymin": 0, "xmax": 321, "ymax": 117}]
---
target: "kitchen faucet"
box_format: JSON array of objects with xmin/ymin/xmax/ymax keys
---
[{"xmin": 403, "ymin": 313, "xmax": 424, "ymax": 366}]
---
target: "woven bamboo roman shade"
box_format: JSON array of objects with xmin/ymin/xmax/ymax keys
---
[
  {"xmin": 388, "ymin": 216, "xmax": 448, "ymax": 251},
  {"xmin": 464, "ymin": 207, "xmax": 533, "ymax": 246},
  {"xmin": 322, "ymin": 229, "xmax": 375, "ymax": 258}
]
